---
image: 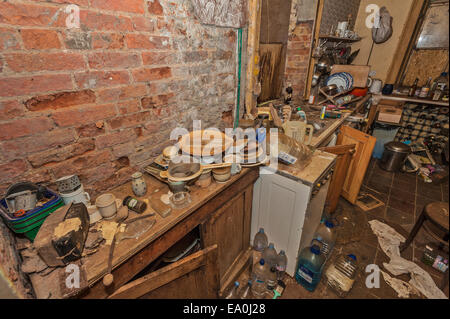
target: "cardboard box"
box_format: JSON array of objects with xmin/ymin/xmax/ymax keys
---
[{"xmin": 377, "ymin": 100, "xmax": 404, "ymax": 124}]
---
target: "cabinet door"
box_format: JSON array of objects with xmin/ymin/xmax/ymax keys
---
[
  {"xmin": 202, "ymin": 184, "xmax": 253, "ymax": 291},
  {"xmin": 320, "ymin": 144, "xmax": 356, "ymax": 213},
  {"xmin": 251, "ymin": 171, "xmax": 311, "ymax": 277},
  {"xmin": 337, "ymin": 126, "xmax": 376, "ymax": 204},
  {"xmin": 108, "ymin": 245, "xmax": 219, "ymax": 299}
]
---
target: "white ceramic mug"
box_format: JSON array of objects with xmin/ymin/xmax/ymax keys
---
[{"xmin": 60, "ymin": 185, "xmax": 90, "ymax": 206}]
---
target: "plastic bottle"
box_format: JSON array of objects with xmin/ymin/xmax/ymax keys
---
[
  {"xmin": 253, "ymin": 228, "xmax": 268, "ymax": 252},
  {"xmin": 276, "ymin": 250, "xmax": 287, "ymax": 281},
  {"xmin": 313, "ymin": 221, "xmax": 337, "ymax": 259},
  {"xmin": 324, "ymin": 254, "xmax": 358, "ymax": 297},
  {"xmin": 225, "ymin": 281, "xmax": 240, "ymax": 299},
  {"xmin": 295, "ymin": 244, "xmax": 326, "ymax": 292},
  {"xmin": 266, "ymin": 267, "xmax": 277, "ymax": 291},
  {"xmin": 251, "ymin": 259, "xmax": 268, "ymax": 299},
  {"xmin": 240, "ymin": 280, "xmax": 254, "ymax": 299},
  {"xmin": 262, "ymin": 243, "xmax": 278, "ymax": 268}
]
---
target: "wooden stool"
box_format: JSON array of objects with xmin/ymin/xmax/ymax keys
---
[{"xmin": 400, "ymin": 202, "xmax": 449, "ymax": 290}]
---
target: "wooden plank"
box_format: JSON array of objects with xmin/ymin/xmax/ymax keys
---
[
  {"xmin": 108, "ymin": 245, "xmax": 218, "ymax": 299},
  {"xmin": 219, "ymin": 247, "xmax": 253, "ymax": 297},
  {"xmin": 388, "ymin": 0, "xmax": 426, "ymax": 85},
  {"xmin": 305, "ymin": 0, "xmax": 324, "ymax": 99},
  {"xmin": 319, "ymin": 144, "xmax": 356, "ymax": 214},
  {"xmin": 310, "ymin": 113, "xmax": 350, "ymax": 148},
  {"xmin": 331, "ymin": 65, "xmax": 370, "ymax": 88},
  {"xmin": 258, "ymin": 43, "xmax": 284, "ymax": 102},
  {"xmin": 245, "ymin": 0, "xmax": 262, "ymax": 117},
  {"xmin": 337, "ymin": 126, "xmax": 376, "ymax": 204}
]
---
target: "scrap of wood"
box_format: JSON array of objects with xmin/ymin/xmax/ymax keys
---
[{"xmin": 99, "ymin": 221, "xmax": 119, "ymax": 246}]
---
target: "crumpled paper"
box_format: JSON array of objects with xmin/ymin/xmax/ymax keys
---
[
  {"xmin": 369, "ymin": 220, "xmax": 447, "ymax": 299},
  {"xmin": 380, "ymin": 270, "xmax": 419, "ymax": 298}
]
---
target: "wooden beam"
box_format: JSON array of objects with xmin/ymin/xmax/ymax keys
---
[
  {"xmin": 305, "ymin": 0, "xmax": 324, "ymax": 99},
  {"xmin": 387, "ymin": 0, "xmax": 427, "ymax": 85},
  {"xmin": 245, "ymin": 0, "xmax": 262, "ymax": 118}
]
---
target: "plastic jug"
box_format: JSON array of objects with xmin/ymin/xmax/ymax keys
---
[
  {"xmin": 324, "ymin": 254, "xmax": 358, "ymax": 297},
  {"xmin": 253, "ymin": 228, "xmax": 268, "ymax": 252},
  {"xmin": 266, "ymin": 266, "xmax": 277, "ymax": 291},
  {"xmin": 251, "ymin": 259, "xmax": 268, "ymax": 299},
  {"xmin": 276, "ymin": 250, "xmax": 287, "ymax": 281},
  {"xmin": 313, "ymin": 221, "xmax": 336, "ymax": 259},
  {"xmin": 262, "ymin": 243, "xmax": 278, "ymax": 268},
  {"xmin": 295, "ymin": 243, "xmax": 326, "ymax": 292}
]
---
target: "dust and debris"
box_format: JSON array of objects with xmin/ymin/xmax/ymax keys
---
[
  {"xmin": 380, "ymin": 270, "xmax": 420, "ymax": 298},
  {"xmin": 21, "ymin": 253, "xmax": 48, "ymax": 274},
  {"xmin": 53, "ymin": 218, "xmax": 82, "ymax": 238},
  {"xmin": 98, "ymin": 221, "xmax": 119, "ymax": 245}
]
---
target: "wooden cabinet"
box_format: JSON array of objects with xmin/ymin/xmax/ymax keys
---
[
  {"xmin": 320, "ymin": 144, "xmax": 356, "ymax": 214},
  {"xmin": 337, "ymin": 126, "xmax": 376, "ymax": 204},
  {"xmin": 108, "ymin": 245, "xmax": 219, "ymax": 299},
  {"xmin": 202, "ymin": 184, "xmax": 254, "ymax": 295}
]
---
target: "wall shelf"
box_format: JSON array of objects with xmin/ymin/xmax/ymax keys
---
[{"xmin": 319, "ymin": 35, "xmax": 362, "ymax": 43}]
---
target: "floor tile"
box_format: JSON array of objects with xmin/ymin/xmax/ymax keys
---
[{"xmin": 385, "ymin": 206, "xmax": 415, "ymax": 226}]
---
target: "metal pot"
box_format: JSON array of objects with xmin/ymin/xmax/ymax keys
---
[{"xmin": 380, "ymin": 142, "xmax": 411, "ymax": 172}]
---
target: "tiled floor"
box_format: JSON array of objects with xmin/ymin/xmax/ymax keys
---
[{"xmin": 279, "ymin": 159, "xmax": 449, "ymax": 299}]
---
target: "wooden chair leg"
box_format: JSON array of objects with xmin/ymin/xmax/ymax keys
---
[
  {"xmin": 441, "ymin": 269, "xmax": 449, "ymax": 291},
  {"xmin": 401, "ymin": 211, "xmax": 427, "ymax": 252}
]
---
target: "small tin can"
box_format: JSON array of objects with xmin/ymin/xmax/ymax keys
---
[{"xmin": 123, "ymin": 196, "xmax": 147, "ymax": 214}]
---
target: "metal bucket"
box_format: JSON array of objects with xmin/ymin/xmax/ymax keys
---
[{"xmin": 380, "ymin": 142, "xmax": 411, "ymax": 172}]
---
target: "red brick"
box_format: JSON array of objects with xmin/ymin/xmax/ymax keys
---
[
  {"xmin": 108, "ymin": 111, "xmax": 152, "ymax": 130},
  {"xmin": 132, "ymin": 67, "xmax": 172, "ymax": 82},
  {"xmin": 0, "ymin": 100, "xmax": 25, "ymax": 121},
  {"xmin": 76, "ymin": 123, "xmax": 106, "ymax": 138},
  {"xmin": 147, "ymin": 0, "xmax": 164, "ymax": 15},
  {"xmin": 0, "ymin": 117, "xmax": 54, "ymax": 140},
  {"xmin": 0, "ymin": 3, "xmax": 59, "ymax": 27},
  {"xmin": 141, "ymin": 93, "xmax": 175, "ymax": 108},
  {"xmin": 132, "ymin": 16, "xmax": 156, "ymax": 32},
  {"xmin": 50, "ymin": 149, "xmax": 112, "ymax": 178},
  {"xmin": 118, "ymin": 99, "xmax": 141, "ymax": 115},
  {"xmin": 112, "ymin": 142, "xmax": 134, "ymax": 158},
  {"xmin": 88, "ymin": 166, "xmax": 134, "ymax": 197},
  {"xmin": 81, "ymin": 10, "xmax": 133, "ymax": 32},
  {"xmin": 184, "ymin": 50, "xmax": 209, "ymax": 63},
  {"xmin": 25, "ymin": 90, "xmax": 96, "ymax": 112},
  {"xmin": 52, "ymin": 103, "xmax": 117, "ymax": 127},
  {"xmin": 95, "ymin": 129, "xmax": 137, "ymax": 149},
  {"xmin": 75, "ymin": 71, "xmax": 130, "ymax": 89},
  {"xmin": 0, "ymin": 74, "xmax": 73, "ymax": 98},
  {"xmin": 0, "ymin": 160, "xmax": 28, "ymax": 184},
  {"xmin": 0, "ymin": 27, "xmax": 21, "ymax": 50},
  {"xmin": 0, "ymin": 128, "xmax": 76, "ymax": 161},
  {"xmin": 88, "ymin": 52, "xmax": 140, "ymax": 69},
  {"xmin": 79, "ymin": 163, "xmax": 116, "ymax": 185},
  {"xmin": 27, "ymin": 138, "xmax": 95, "ymax": 167},
  {"xmin": 92, "ymin": 32, "xmax": 125, "ymax": 49},
  {"xmin": 5, "ymin": 52, "xmax": 85, "ymax": 73},
  {"xmin": 97, "ymin": 85, "xmax": 147, "ymax": 103},
  {"xmin": 30, "ymin": 0, "xmax": 89, "ymax": 6},
  {"xmin": 21, "ymin": 29, "xmax": 61, "ymax": 50},
  {"xmin": 142, "ymin": 51, "xmax": 176, "ymax": 65},
  {"xmin": 125, "ymin": 34, "xmax": 170, "ymax": 50},
  {"xmin": 91, "ymin": 0, "xmax": 145, "ymax": 14}
]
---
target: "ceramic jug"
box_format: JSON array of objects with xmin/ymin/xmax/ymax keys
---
[
  {"xmin": 131, "ymin": 172, "xmax": 147, "ymax": 197},
  {"xmin": 282, "ymin": 121, "xmax": 314, "ymax": 146}
]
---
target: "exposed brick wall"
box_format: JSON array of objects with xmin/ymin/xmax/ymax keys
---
[
  {"xmin": 0, "ymin": 0, "xmax": 238, "ymax": 197},
  {"xmin": 284, "ymin": 0, "xmax": 313, "ymax": 97}
]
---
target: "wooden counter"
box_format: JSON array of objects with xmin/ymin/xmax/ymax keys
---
[
  {"xmin": 372, "ymin": 93, "xmax": 449, "ymax": 107},
  {"xmin": 29, "ymin": 168, "xmax": 259, "ymax": 299}
]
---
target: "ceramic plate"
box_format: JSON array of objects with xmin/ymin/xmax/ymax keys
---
[{"xmin": 326, "ymin": 74, "xmax": 348, "ymax": 91}]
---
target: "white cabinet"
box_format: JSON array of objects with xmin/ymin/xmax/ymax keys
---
[{"xmin": 251, "ymin": 166, "xmax": 332, "ymax": 277}]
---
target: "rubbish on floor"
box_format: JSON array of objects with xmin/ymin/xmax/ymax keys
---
[
  {"xmin": 325, "ymin": 254, "xmax": 358, "ymax": 297},
  {"xmin": 225, "ymin": 281, "xmax": 240, "ymax": 299},
  {"xmin": 422, "ymin": 243, "xmax": 449, "ymax": 273},
  {"xmin": 355, "ymin": 194, "xmax": 384, "ymax": 212},
  {"xmin": 251, "ymin": 259, "xmax": 268, "ymax": 299},
  {"xmin": 380, "ymin": 270, "xmax": 419, "ymax": 298},
  {"xmin": 272, "ymin": 280, "xmax": 286, "ymax": 299},
  {"xmin": 369, "ymin": 220, "xmax": 447, "ymax": 299},
  {"xmin": 240, "ymin": 280, "xmax": 254, "ymax": 299},
  {"xmin": 253, "ymin": 228, "xmax": 269, "ymax": 252}
]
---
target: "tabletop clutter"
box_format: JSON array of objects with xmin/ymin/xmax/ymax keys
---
[{"xmin": 0, "ymin": 126, "xmax": 315, "ymax": 296}]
